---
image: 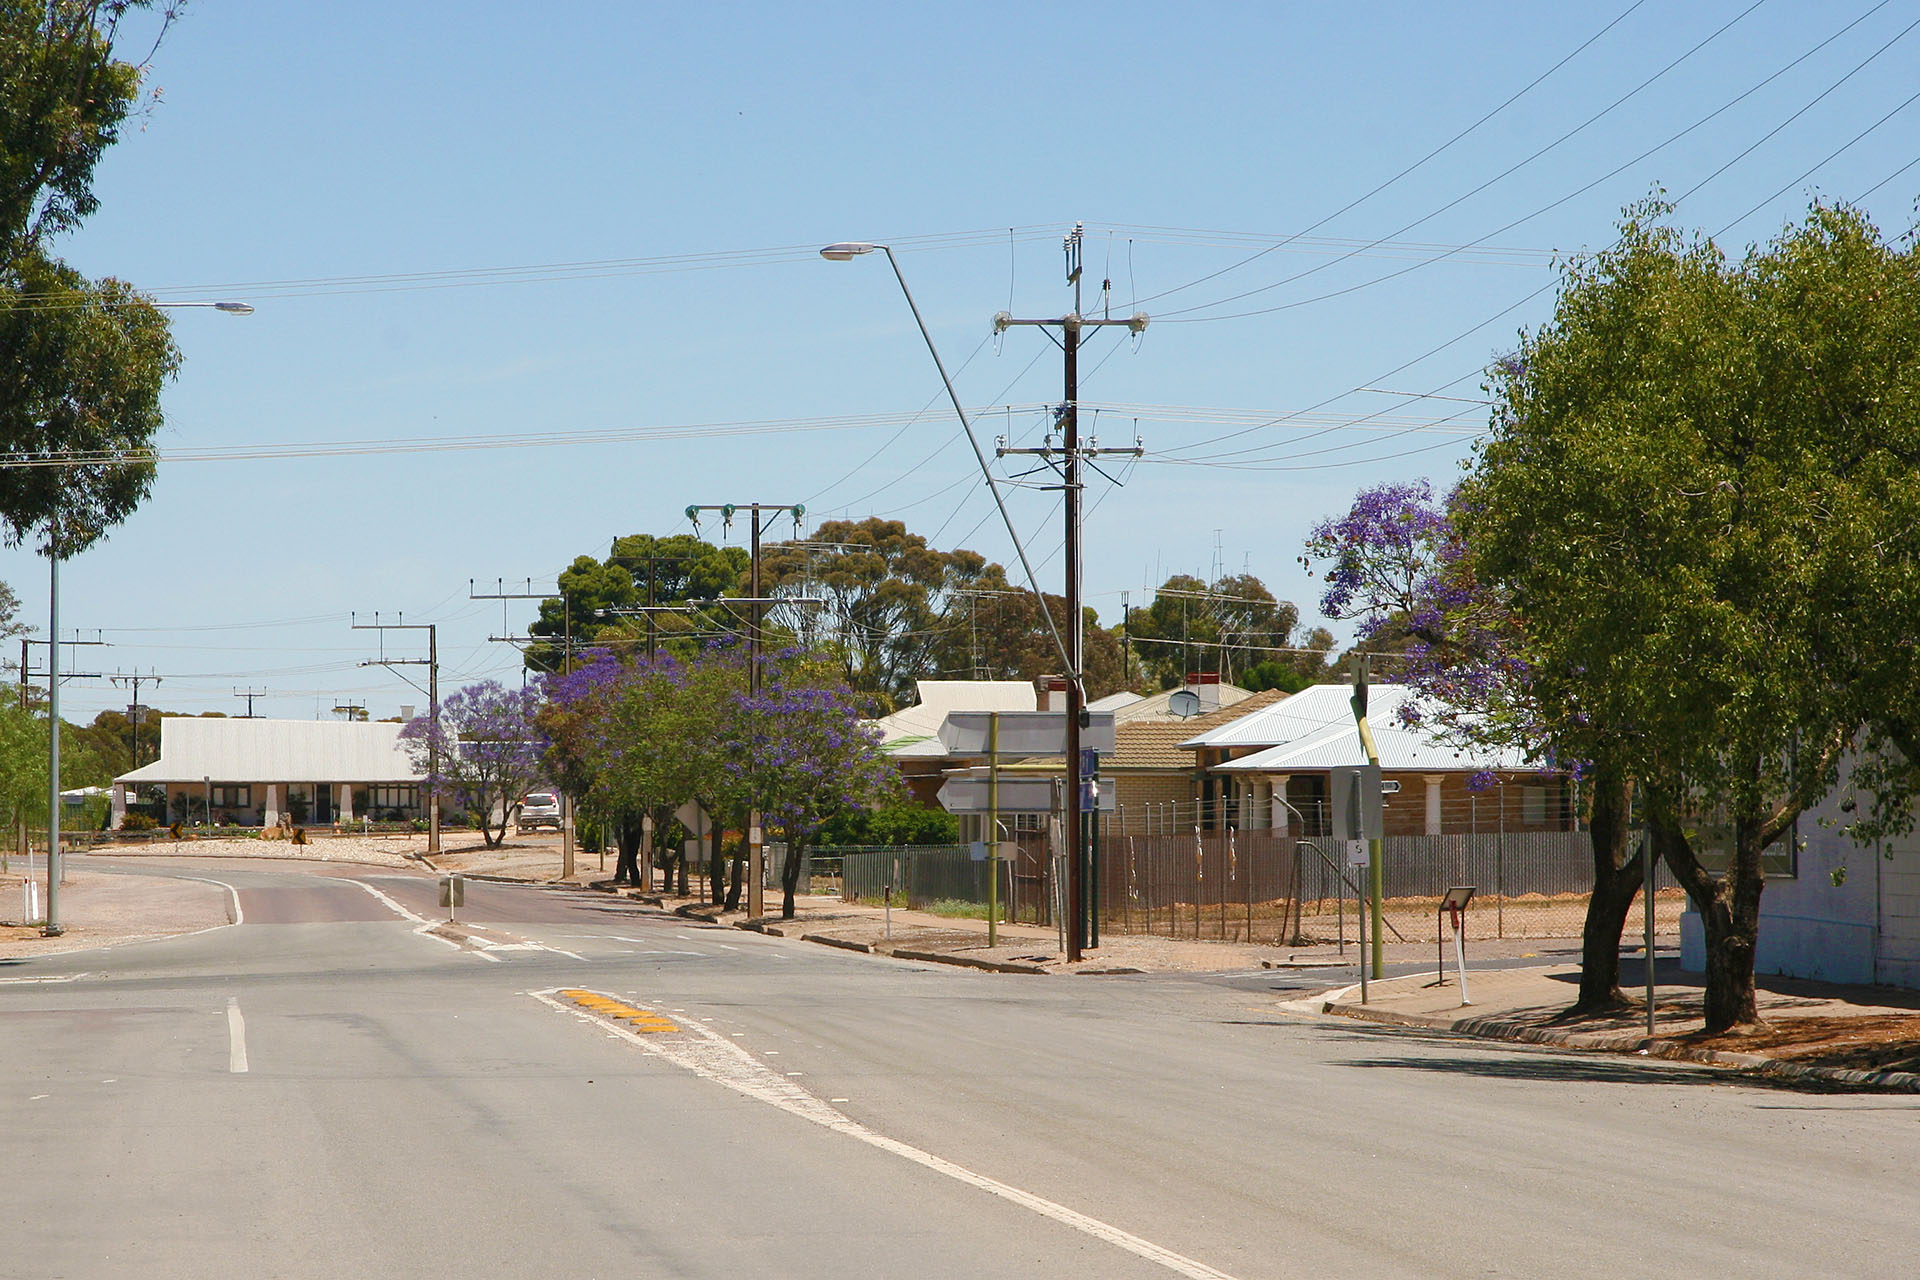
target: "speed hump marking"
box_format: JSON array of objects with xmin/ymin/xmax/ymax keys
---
[{"xmin": 558, "ymin": 989, "xmax": 681, "ymax": 1034}]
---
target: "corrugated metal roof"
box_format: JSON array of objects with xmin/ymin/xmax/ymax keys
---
[
  {"xmin": 116, "ymin": 718, "xmax": 422, "ymax": 784},
  {"xmin": 1189, "ymin": 683, "xmax": 1530, "ymax": 772},
  {"xmin": 870, "ymin": 680, "xmax": 1036, "ymax": 756},
  {"xmin": 1111, "ymin": 689, "xmax": 1290, "ymax": 770}
]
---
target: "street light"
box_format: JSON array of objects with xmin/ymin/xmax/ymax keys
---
[
  {"xmin": 41, "ymin": 297, "xmax": 253, "ymax": 936},
  {"xmin": 817, "ymin": 241, "xmax": 1073, "ymax": 682}
]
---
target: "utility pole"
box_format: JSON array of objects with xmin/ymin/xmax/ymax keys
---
[
  {"xmin": 685, "ymin": 502, "xmax": 807, "ymax": 918},
  {"xmin": 605, "ymin": 544, "xmax": 694, "ymax": 659},
  {"xmin": 470, "ymin": 579, "xmax": 581, "ymax": 878},
  {"xmin": 994, "ymin": 223, "xmax": 1147, "ymax": 961},
  {"xmin": 27, "ymin": 625, "xmax": 107, "ymax": 935},
  {"xmin": 231, "ymin": 686, "xmax": 265, "ymax": 718},
  {"xmin": 353, "ymin": 615, "xmax": 439, "ymax": 856},
  {"xmin": 112, "ymin": 670, "xmax": 164, "ymax": 765}
]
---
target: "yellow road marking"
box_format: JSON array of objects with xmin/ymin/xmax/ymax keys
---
[{"xmin": 558, "ymin": 989, "xmax": 680, "ymax": 1033}]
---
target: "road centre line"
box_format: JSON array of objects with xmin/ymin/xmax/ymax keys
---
[
  {"xmin": 227, "ymin": 997, "xmax": 248, "ymax": 1074},
  {"xmin": 343, "ymin": 879, "xmax": 429, "ymax": 924},
  {"xmin": 534, "ymin": 989, "xmax": 1241, "ymax": 1280}
]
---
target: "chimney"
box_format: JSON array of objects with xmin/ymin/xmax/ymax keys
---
[
  {"xmin": 1043, "ymin": 678, "xmax": 1068, "ymax": 713},
  {"xmin": 1184, "ymin": 672, "xmax": 1221, "ymax": 712}
]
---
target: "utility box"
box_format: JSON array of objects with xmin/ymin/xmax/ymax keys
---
[{"xmin": 1329, "ymin": 765, "xmax": 1383, "ymax": 842}]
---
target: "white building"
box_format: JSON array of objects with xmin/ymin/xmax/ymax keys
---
[{"xmin": 112, "ymin": 717, "xmax": 424, "ymax": 828}]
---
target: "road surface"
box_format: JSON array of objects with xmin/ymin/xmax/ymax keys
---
[{"xmin": 1, "ymin": 859, "xmax": 1911, "ymax": 1278}]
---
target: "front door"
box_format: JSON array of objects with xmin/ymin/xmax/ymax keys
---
[{"xmin": 312, "ymin": 784, "xmax": 332, "ymax": 824}]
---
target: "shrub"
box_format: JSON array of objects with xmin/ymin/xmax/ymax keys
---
[{"xmin": 120, "ymin": 812, "xmax": 157, "ymax": 832}]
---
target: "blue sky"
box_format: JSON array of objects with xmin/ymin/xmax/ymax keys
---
[{"xmin": 12, "ymin": 0, "xmax": 1920, "ymax": 722}]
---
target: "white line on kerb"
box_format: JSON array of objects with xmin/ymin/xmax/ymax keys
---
[
  {"xmin": 177, "ymin": 875, "xmax": 244, "ymax": 925},
  {"xmin": 227, "ymin": 997, "xmax": 249, "ymax": 1074},
  {"xmin": 532, "ymin": 990, "xmax": 1240, "ymax": 1280}
]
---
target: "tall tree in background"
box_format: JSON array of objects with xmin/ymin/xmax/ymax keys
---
[
  {"xmin": 759, "ymin": 517, "xmax": 992, "ymax": 711},
  {"xmin": 1465, "ymin": 198, "xmax": 1920, "ymax": 1032},
  {"xmin": 1124, "ymin": 572, "xmax": 1329, "ymax": 690},
  {"xmin": 526, "ymin": 533, "xmax": 747, "ymax": 673},
  {"xmin": 1, "ymin": 3, "xmax": 183, "ymax": 556},
  {"xmin": 930, "ymin": 566, "xmax": 1127, "ymax": 699}
]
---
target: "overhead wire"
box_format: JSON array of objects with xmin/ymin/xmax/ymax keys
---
[
  {"xmin": 1124, "ymin": 0, "xmax": 1651, "ymax": 310},
  {"xmin": 1152, "ymin": 2, "xmax": 1916, "ymax": 465},
  {"xmin": 1154, "ymin": 0, "xmax": 1770, "ymax": 323}
]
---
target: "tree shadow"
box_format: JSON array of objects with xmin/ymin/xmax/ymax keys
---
[{"xmin": 1334, "ymin": 1051, "xmax": 1796, "ymax": 1089}]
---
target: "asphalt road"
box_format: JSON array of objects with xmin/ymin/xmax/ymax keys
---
[{"xmin": 2, "ymin": 859, "xmax": 1913, "ymax": 1279}]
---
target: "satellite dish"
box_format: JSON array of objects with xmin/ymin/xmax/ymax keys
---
[{"xmin": 1168, "ymin": 690, "xmax": 1202, "ymax": 718}]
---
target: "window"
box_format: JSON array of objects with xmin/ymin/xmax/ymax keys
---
[
  {"xmin": 1522, "ymin": 785, "xmax": 1549, "ymax": 824},
  {"xmin": 212, "ymin": 785, "xmax": 250, "ymax": 808},
  {"xmin": 369, "ymin": 785, "xmax": 418, "ymax": 810}
]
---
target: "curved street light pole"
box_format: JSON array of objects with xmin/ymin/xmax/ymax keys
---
[
  {"xmin": 42, "ymin": 297, "xmax": 252, "ymax": 936},
  {"xmin": 818, "ymin": 242, "xmax": 1076, "ymax": 688}
]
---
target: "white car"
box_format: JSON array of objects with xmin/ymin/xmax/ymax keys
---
[{"xmin": 517, "ymin": 791, "xmax": 562, "ymax": 832}]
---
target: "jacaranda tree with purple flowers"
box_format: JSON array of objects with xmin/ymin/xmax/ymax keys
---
[
  {"xmin": 1304, "ymin": 478, "xmax": 1647, "ymax": 1013},
  {"xmin": 402, "ymin": 680, "xmax": 548, "ymax": 849},
  {"xmin": 725, "ymin": 653, "xmax": 900, "ymax": 918}
]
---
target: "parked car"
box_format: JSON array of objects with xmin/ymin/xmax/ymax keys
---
[{"xmin": 517, "ymin": 791, "xmax": 562, "ymax": 832}]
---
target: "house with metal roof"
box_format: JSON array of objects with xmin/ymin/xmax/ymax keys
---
[
  {"xmin": 1177, "ymin": 683, "xmax": 1569, "ymax": 837},
  {"xmin": 111, "ymin": 717, "xmax": 425, "ymax": 829},
  {"xmin": 868, "ymin": 680, "xmax": 1037, "ymax": 808}
]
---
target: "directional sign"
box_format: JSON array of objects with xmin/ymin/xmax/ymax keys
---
[
  {"xmin": 936, "ymin": 771, "xmax": 1116, "ymax": 814},
  {"xmin": 938, "ymin": 711, "xmax": 1116, "ymax": 757},
  {"xmin": 1329, "ymin": 764, "xmax": 1384, "ymax": 842}
]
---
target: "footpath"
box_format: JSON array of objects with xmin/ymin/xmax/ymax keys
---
[{"xmin": 6, "ymin": 835, "xmax": 1918, "ymax": 1093}]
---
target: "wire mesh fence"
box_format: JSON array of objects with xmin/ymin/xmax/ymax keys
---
[{"xmin": 840, "ymin": 831, "xmax": 1686, "ymax": 944}]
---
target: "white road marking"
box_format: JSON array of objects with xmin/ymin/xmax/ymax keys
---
[
  {"xmin": 227, "ymin": 997, "xmax": 249, "ymax": 1074},
  {"xmin": 534, "ymin": 990, "xmax": 1241, "ymax": 1280},
  {"xmin": 548, "ymin": 948, "xmax": 587, "ymax": 962},
  {"xmin": 344, "ymin": 879, "xmax": 429, "ymax": 924},
  {"xmin": 0, "ymin": 972, "xmax": 92, "ymax": 985},
  {"xmin": 29, "ymin": 1094, "xmax": 47, "ymax": 1100}
]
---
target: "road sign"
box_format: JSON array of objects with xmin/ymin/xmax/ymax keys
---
[
  {"xmin": 1344, "ymin": 839, "xmax": 1369, "ymax": 866},
  {"xmin": 937, "ymin": 770, "xmax": 1115, "ymax": 814},
  {"xmin": 1329, "ymin": 765, "xmax": 1384, "ymax": 842},
  {"xmin": 938, "ymin": 711, "xmax": 1116, "ymax": 756}
]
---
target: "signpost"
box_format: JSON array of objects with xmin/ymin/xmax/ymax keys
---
[
  {"xmin": 1439, "ymin": 885, "xmax": 1476, "ymax": 1004},
  {"xmin": 936, "ymin": 772, "xmax": 1115, "ymax": 814},
  {"xmin": 439, "ymin": 872, "xmax": 465, "ymax": 923}
]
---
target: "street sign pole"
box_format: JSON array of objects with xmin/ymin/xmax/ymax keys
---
[{"xmin": 987, "ymin": 712, "xmax": 999, "ymax": 949}]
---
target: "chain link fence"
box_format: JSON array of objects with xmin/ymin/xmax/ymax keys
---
[{"xmin": 838, "ymin": 831, "xmax": 1686, "ymax": 944}]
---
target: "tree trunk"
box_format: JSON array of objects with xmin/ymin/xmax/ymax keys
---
[
  {"xmin": 708, "ymin": 820, "xmax": 724, "ymax": 905},
  {"xmin": 675, "ymin": 849, "xmax": 689, "ymax": 896},
  {"xmin": 781, "ymin": 836, "xmax": 805, "ymax": 919},
  {"xmin": 1651, "ymin": 810, "xmax": 1764, "ymax": 1034},
  {"xmin": 1572, "ymin": 765, "xmax": 1643, "ymax": 1013},
  {"xmin": 724, "ymin": 848, "xmax": 744, "ymax": 911},
  {"xmin": 613, "ymin": 813, "xmax": 643, "ymax": 885}
]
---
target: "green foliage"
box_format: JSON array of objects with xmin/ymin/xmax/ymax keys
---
[
  {"xmin": 1125, "ymin": 573, "xmax": 1329, "ymax": 690},
  {"xmin": 759, "ymin": 517, "xmax": 994, "ymax": 708},
  {"xmin": 1238, "ymin": 660, "xmax": 1316, "ymax": 695},
  {"xmin": 1465, "ymin": 196, "xmax": 1920, "ymax": 1028},
  {"xmin": 119, "ymin": 810, "xmax": 156, "ymax": 832},
  {"xmin": 526, "ymin": 533, "xmax": 749, "ymax": 673},
  {"xmin": 817, "ymin": 802, "xmax": 959, "ymax": 848},
  {"xmin": 0, "ymin": 6, "xmax": 182, "ymax": 556}
]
